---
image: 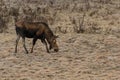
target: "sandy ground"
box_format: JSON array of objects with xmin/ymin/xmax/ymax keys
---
[{"xmin": 0, "ymin": 28, "xmax": 120, "ymax": 80}]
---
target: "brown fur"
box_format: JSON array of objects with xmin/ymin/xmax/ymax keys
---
[{"xmin": 15, "ymin": 20, "xmax": 59, "ymax": 54}]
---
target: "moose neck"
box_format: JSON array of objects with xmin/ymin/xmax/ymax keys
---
[{"xmin": 45, "ymin": 29, "xmax": 54, "ymax": 44}]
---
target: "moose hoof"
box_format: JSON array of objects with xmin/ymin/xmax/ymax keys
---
[
  {"xmin": 25, "ymin": 51, "xmax": 29, "ymax": 54},
  {"xmin": 47, "ymin": 50, "xmax": 50, "ymax": 53}
]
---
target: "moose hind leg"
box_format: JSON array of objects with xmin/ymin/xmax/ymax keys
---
[
  {"xmin": 22, "ymin": 37, "xmax": 28, "ymax": 54},
  {"xmin": 15, "ymin": 34, "xmax": 20, "ymax": 53},
  {"xmin": 31, "ymin": 38, "xmax": 37, "ymax": 53},
  {"xmin": 41, "ymin": 39, "xmax": 50, "ymax": 53}
]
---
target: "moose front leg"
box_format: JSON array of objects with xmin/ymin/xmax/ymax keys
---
[
  {"xmin": 41, "ymin": 39, "xmax": 50, "ymax": 53},
  {"xmin": 31, "ymin": 38, "xmax": 37, "ymax": 53}
]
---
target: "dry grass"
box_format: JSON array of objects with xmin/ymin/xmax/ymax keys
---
[{"xmin": 0, "ymin": 31, "xmax": 120, "ymax": 80}]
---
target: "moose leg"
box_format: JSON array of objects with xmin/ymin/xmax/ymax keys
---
[
  {"xmin": 49, "ymin": 45, "xmax": 52, "ymax": 50},
  {"xmin": 31, "ymin": 38, "xmax": 37, "ymax": 53},
  {"xmin": 41, "ymin": 39, "xmax": 50, "ymax": 53},
  {"xmin": 22, "ymin": 37, "xmax": 28, "ymax": 54},
  {"xmin": 15, "ymin": 34, "xmax": 20, "ymax": 53}
]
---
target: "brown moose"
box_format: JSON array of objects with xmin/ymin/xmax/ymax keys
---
[{"xmin": 15, "ymin": 20, "xmax": 59, "ymax": 54}]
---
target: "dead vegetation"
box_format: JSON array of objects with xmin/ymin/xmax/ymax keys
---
[{"xmin": 0, "ymin": 0, "xmax": 119, "ymax": 35}]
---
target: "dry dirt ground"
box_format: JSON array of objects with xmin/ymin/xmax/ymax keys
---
[{"xmin": 0, "ymin": 27, "xmax": 120, "ymax": 80}]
